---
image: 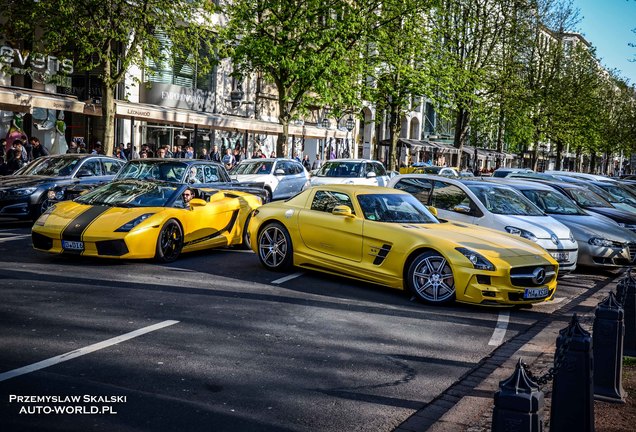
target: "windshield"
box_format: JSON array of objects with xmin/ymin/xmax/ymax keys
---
[
  {"xmin": 357, "ymin": 193, "xmax": 438, "ymax": 223},
  {"xmin": 76, "ymin": 181, "xmax": 179, "ymax": 207},
  {"xmin": 116, "ymin": 161, "xmax": 187, "ymax": 183},
  {"xmin": 467, "ymin": 184, "xmax": 544, "ymax": 215},
  {"xmin": 232, "ymin": 161, "xmax": 273, "ymax": 175},
  {"xmin": 565, "ymin": 187, "xmax": 613, "ymax": 208},
  {"xmin": 597, "ymin": 184, "xmax": 636, "ymax": 205},
  {"xmin": 18, "ymin": 156, "xmax": 80, "ymax": 176},
  {"xmin": 520, "ymin": 189, "xmax": 585, "ymax": 215},
  {"xmin": 316, "ymin": 161, "xmax": 364, "ymax": 178}
]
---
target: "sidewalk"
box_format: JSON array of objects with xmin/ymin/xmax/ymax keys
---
[{"xmin": 395, "ymin": 273, "xmax": 621, "ymax": 432}]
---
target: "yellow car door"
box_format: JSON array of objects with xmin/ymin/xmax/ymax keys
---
[
  {"xmin": 181, "ymin": 194, "xmax": 238, "ymax": 251},
  {"xmin": 298, "ymin": 189, "xmax": 363, "ymax": 262}
]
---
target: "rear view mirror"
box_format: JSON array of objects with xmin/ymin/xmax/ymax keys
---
[
  {"xmin": 189, "ymin": 198, "xmax": 206, "ymax": 207},
  {"xmin": 275, "ymin": 169, "xmax": 285, "ymax": 176},
  {"xmin": 366, "ymin": 172, "xmax": 376, "ymax": 178},
  {"xmin": 427, "ymin": 206, "xmax": 438, "ymax": 217},
  {"xmin": 453, "ymin": 204, "xmax": 471, "ymax": 214},
  {"xmin": 332, "ymin": 205, "xmax": 354, "ymax": 218}
]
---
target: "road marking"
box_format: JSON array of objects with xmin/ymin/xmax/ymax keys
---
[
  {"xmin": 0, "ymin": 320, "xmax": 179, "ymax": 382},
  {"xmin": 488, "ymin": 311, "xmax": 509, "ymax": 346},
  {"xmin": 272, "ymin": 272, "xmax": 304, "ymax": 284},
  {"xmin": 0, "ymin": 234, "xmax": 30, "ymax": 243}
]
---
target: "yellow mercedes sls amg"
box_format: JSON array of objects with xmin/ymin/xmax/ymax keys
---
[
  {"xmin": 32, "ymin": 179, "xmax": 261, "ymax": 262},
  {"xmin": 249, "ymin": 185, "xmax": 559, "ymax": 306}
]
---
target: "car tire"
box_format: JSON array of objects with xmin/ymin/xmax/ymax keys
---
[
  {"xmin": 31, "ymin": 196, "xmax": 50, "ymax": 221},
  {"xmin": 257, "ymin": 222, "xmax": 293, "ymax": 271},
  {"xmin": 155, "ymin": 219, "xmax": 183, "ymax": 263},
  {"xmin": 263, "ymin": 188, "xmax": 272, "ymax": 203},
  {"xmin": 407, "ymin": 251, "xmax": 456, "ymax": 304}
]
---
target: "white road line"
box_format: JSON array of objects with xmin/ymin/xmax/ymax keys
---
[
  {"xmin": 0, "ymin": 320, "xmax": 179, "ymax": 382},
  {"xmin": 0, "ymin": 234, "xmax": 30, "ymax": 243},
  {"xmin": 488, "ymin": 311, "xmax": 510, "ymax": 346},
  {"xmin": 271, "ymin": 272, "xmax": 304, "ymax": 285}
]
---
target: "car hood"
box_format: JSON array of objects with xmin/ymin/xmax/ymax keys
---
[
  {"xmin": 489, "ymin": 214, "xmax": 571, "ymax": 240},
  {"xmin": 233, "ymin": 174, "xmax": 272, "ymax": 183},
  {"xmin": 403, "ymin": 222, "xmax": 549, "ymax": 259},
  {"xmin": 45, "ymin": 201, "xmax": 164, "ymax": 233},
  {"xmin": 549, "ymin": 214, "xmax": 636, "ymax": 243},
  {"xmin": 0, "ymin": 175, "xmax": 69, "ymax": 188},
  {"xmin": 585, "ymin": 207, "xmax": 636, "ymax": 224}
]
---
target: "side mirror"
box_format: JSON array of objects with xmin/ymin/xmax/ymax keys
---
[
  {"xmin": 189, "ymin": 198, "xmax": 207, "ymax": 207},
  {"xmin": 427, "ymin": 206, "xmax": 438, "ymax": 217},
  {"xmin": 452, "ymin": 204, "xmax": 471, "ymax": 214},
  {"xmin": 332, "ymin": 205, "xmax": 354, "ymax": 218},
  {"xmin": 76, "ymin": 169, "xmax": 93, "ymax": 178},
  {"xmin": 366, "ymin": 171, "xmax": 377, "ymax": 178},
  {"xmin": 274, "ymin": 169, "xmax": 285, "ymax": 176}
]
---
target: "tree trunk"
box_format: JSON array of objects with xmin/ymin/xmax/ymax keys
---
[
  {"xmin": 495, "ymin": 105, "xmax": 505, "ymax": 169},
  {"xmin": 276, "ymin": 121, "xmax": 289, "ymax": 158},
  {"xmin": 388, "ymin": 103, "xmax": 400, "ymax": 171},
  {"xmin": 453, "ymin": 107, "xmax": 470, "ymax": 169},
  {"xmin": 102, "ymin": 48, "xmax": 115, "ymax": 157},
  {"xmin": 589, "ymin": 151, "xmax": 596, "ymax": 173},
  {"xmin": 555, "ymin": 139, "xmax": 563, "ymax": 171}
]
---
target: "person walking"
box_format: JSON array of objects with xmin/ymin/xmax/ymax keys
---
[
  {"xmin": 311, "ymin": 154, "xmax": 322, "ymax": 170},
  {"xmin": 222, "ymin": 148, "xmax": 236, "ymax": 170}
]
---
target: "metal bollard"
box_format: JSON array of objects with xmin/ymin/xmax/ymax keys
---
[
  {"xmin": 549, "ymin": 314, "xmax": 594, "ymax": 432},
  {"xmin": 492, "ymin": 358, "xmax": 544, "ymax": 432},
  {"xmin": 593, "ymin": 291, "xmax": 626, "ymax": 403},
  {"xmin": 617, "ymin": 268, "xmax": 636, "ymax": 356}
]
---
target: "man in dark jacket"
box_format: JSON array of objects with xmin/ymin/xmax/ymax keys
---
[{"xmin": 30, "ymin": 137, "xmax": 49, "ymax": 160}]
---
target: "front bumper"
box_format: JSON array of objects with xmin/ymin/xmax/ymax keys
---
[{"xmin": 577, "ymin": 242, "xmax": 636, "ymax": 267}]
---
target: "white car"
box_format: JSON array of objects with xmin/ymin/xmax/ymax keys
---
[
  {"xmin": 230, "ymin": 158, "xmax": 310, "ymax": 202},
  {"xmin": 388, "ymin": 174, "xmax": 579, "ymax": 273},
  {"xmin": 309, "ymin": 159, "xmax": 390, "ymax": 187}
]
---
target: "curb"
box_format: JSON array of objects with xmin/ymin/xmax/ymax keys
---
[{"xmin": 395, "ymin": 273, "xmax": 620, "ymax": 432}]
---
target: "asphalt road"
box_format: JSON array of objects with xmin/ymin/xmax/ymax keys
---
[{"xmin": 0, "ymin": 219, "xmax": 617, "ymax": 432}]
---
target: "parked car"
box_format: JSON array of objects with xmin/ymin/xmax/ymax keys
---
[
  {"xmin": 492, "ymin": 179, "xmax": 636, "ymax": 268},
  {"xmin": 388, "ymin": 175, "xmax": 578, "ymax": 273},
  {"xmin": 403, "ymin": 166, "xmax": 460, "ymax": 177},
  {"xmin": 0, "ymin": 154, "xmax": 124, "ymax": 220},
  {"xmin": 528, "ymin": 180, "xmax": 636, "ymax": 233},
  {"xmin": 309, "ymin": 159, "xmax": 390, "ymax": 187},
  {"xmin": 229, "ymin": 158, "xmax": 309, "ymax": 201},
  {"xmin": 49, "ymin": 158, "xmax": 268, "ymax": 204},
  {"xmin": 33, "ymin": 180, "xmax": 261, "ymax": 262},
  {"xmin": 249, "ymin": 184, "xmax": 559, "ymax": 306},
  {"xmin": 553, "ymin": 175, "xmax": 636, "ymax": 214},
  {"xmin": 492, "ymin": 168, "xmax": 535, "ymax": 178}
]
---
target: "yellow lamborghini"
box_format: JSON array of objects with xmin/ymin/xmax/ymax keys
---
[
  {"xmin": 249, "ymin": 185, "xmax": 559, "ymax": 306},
  {"xmin": 32, "ymin": 179, "xmax": 261, "ymax": 262}
]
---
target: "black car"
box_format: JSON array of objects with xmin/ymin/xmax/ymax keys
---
[
  {"xmin": 51, "ymin": 158, "xmax": 268, "ymax": 204},
  {"xmin": 0, "ymin": 154, "xmax": 124, "ymax": 220}
]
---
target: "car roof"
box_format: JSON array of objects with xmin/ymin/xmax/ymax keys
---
[
  {"xmin": 392, "ymin": 173, "xmax": 513, "ymax": 188},
  {"xmin": 487, "ymin": 178, "xmax": 556, "ymax": 191},
  {"xmin": 237, "ymin": 158, "xmax": 296, "ymax": 163},
  {"xmin": 127, "ymin": 158, "xmax": 223, "ymax": 166},
  {"xmin": 311, "ymin": 184, "xmax": 404, "ymax": 194},
  {"xmin": 323, "ymin": 159, "xmax": 377, "ymax": 163}
]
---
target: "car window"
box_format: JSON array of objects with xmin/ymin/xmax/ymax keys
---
[
  {"xmin": 431, "ymin": 181, "xmax": 471, "ymax": 211},
  {"xmin": 310, "ymin": 190, "xmax": 355, "ymax": 214},
  {"xmin": 102, "ymin": 159, "xmax": 123, "ymax": 175},
  {"xmin": 77, "ymin": 159, "xmax": 102, "ymax": 176},
  {"xmin": 316, "ymin": 161, "xmax": 363, "ymax": 177},
  {"xmin": 467, "ymin": 184, "xmax": 543, "ymax": 215},
  {"xmin": 187, "ymin": 166, "xmax": 206, "ymax": 184},
  {"xmin": 521, "ymin": 189, "xmax": 585, "ymax": 215},
  {"xmin": 20, "ymin": 156, "xmax": 80, "ymax": 176},
  {"xmin": 358, "ymin": 193, "xmax": 438, "ymax": 223},
  {"xmin": 202, "ymin": 165, "xmax": 220, "ymax": 182},
  {"xmin": 373, "ymin": 162, "xmax": 387, "ymax": 176},
  {"xmin": 393, "ymin": 178, "xmax": 433, "ymax": 205},
  {"xmin": 566, "ymin": 188, "xmax": 612, "ymax": 208},
  {"xmin": 291, "ymin": 162, "xmax": 304, "ymax": 174}
]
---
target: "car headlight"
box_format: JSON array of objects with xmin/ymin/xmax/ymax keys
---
[
  {"xmin": 569, "ymin": 232, "xmax": 575, "ymax": 243},
  {"xmin": 7, "ymin": 187, "xmax": 37, "ymax": 197},
  {"xmin": 34, "ymin": 205, "xmax": 56, "ymax": 226},
  {"xmin": 115, "ymin": 213, "xmax": 155, "ymax": 232},
  {"xmin": 588, "ymin": 237, "xmax": 624, "ymax": 248},
  {"xmin": 617, "ymin": 223, "xmax": 636, "ymax": 230},
  {"xmin": 456, "ymin": 247, "xmax": 496, "ymax": 271},
  {"xmin": 505, "ymin": 226, "xmax": 538, "ymax": 242}
]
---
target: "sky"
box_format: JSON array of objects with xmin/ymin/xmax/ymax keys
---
[{"xmin": 573, "ymin": 0, "xmax": 636, "ymax": 84}]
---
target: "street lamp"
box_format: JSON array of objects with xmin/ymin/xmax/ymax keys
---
[
  {"xmin": 321, "ymin": 117, "xmax": 330, "ymax": 129},
  {"xmin": 345, "ymin": 114, "xmax": 355, "ymax": 132},
  {"xmin": 229, "ymin": 84, "xmax": 245, "ymax": 109}
]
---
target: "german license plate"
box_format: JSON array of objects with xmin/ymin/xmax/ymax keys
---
[
  {"xmin": 524, "ymin": 288, "xmax": 549, "ymax": 299},
  {"xmin": 62, "ymin": 240, "xmax": 84, "ymax": 251},
  {"xmin": 550, "ymin": 251, "xmax": 569, "ymax": 262}
]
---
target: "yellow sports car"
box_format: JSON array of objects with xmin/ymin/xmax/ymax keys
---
[
  {"xmin": 249, "ymin": 185, "xmax": 559, "ymax": 306},
  {"xmin": 32, "ymin": 179, "xmax": 261, "ymax": 262}
]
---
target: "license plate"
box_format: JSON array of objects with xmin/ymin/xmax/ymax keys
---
[
  {"xmin": 62, "ymin": 240, "xmax": 84, "ymax": 251},
  {"xmin": 524, "ymin": 288, "xmax": 549, "ymax": 299},
  {"xmin": 550, "ymin": 251, "xmax": 569, "ymax": 262}
]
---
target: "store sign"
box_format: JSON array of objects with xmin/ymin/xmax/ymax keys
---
[
  {"xmin": 0, "ymin": 45, "xmax": 74, "ymax": 86},
  {"xmin": 141, "ymin": 82, "xmax": 214, "ymax": 112}
]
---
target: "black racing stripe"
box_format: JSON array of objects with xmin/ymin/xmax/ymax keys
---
[
  {"xmin": 373, "ymin": 244, "xmax": 392, "ymax": 265},
  {"xmin": 61, "ymin": 206, "xmax": 111, "ymax": 242},
  {"xmin": 184, "ymin": 210, "xmax": 240, "ymax": 247}
]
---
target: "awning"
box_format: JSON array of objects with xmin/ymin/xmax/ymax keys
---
[
  {"xmin": 115, "ymin": 100, "xmax": 347, "ymax": 139},
  {"xmin": 0, "ymin": 86, "xmax": 102, "ymax": 116},
  {"xmin": 379, "ymin": 138, "xmax": 449, "ymax": 152},
  {"xmin": 463, "ymin": 145, "xmax": 508, "ymax": 159}
]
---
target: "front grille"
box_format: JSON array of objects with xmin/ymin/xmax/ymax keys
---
[
  {"xmin": 96, "ymin": 239, "xmax": 129, "ymax": 256},
  {"xmin": 629, "ymin": 244, "xmax": 636, "ymax": 262},
  {"xmin": 510, "ymin": 265, "xmax": 556, "ymax": 288},
  {"xmin": 32, "ymin": 232, "xmax": 53, "ymax": 250}
]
